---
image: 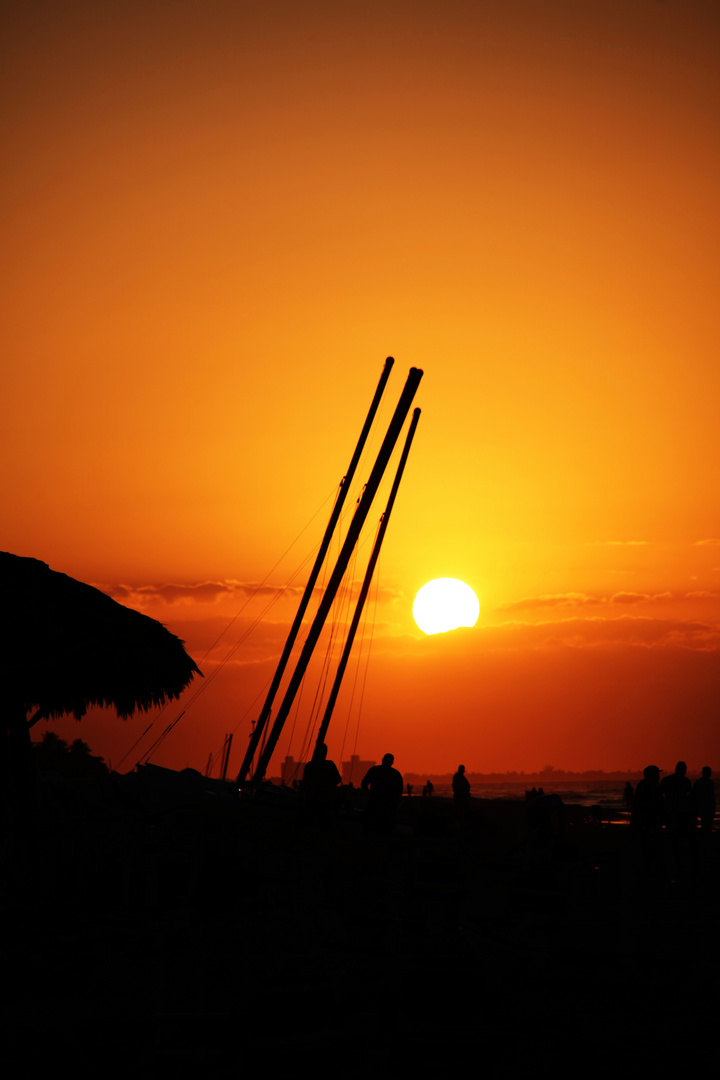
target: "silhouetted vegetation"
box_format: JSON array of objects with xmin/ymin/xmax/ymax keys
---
[{"xmin": 32, "ymin": 730, "xmax": 108, "ymax": 777}]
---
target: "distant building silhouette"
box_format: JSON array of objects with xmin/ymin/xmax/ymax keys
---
[
  {"xmin": 281, "ymin": 755, "xmax": 302, "ymax": 786},
  {"xmin": 343, "ymin": 754, "xmax": 376, "ymax": 786}
]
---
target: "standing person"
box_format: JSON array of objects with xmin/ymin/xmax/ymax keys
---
[
  {"xmin": 660, "ymin": 761, "xmax": 695, "ymax": 835},
  {"xmin": 693, "ymin": 766, "xmax": 716, "ymax": 835},
  {"xmin": 660, "ymin": 760, "xmax": 696, "ymax": 875},
  {"xmin": 452, "ymin": 764, "xmax": 471, "ymax": 809},
  {"xmin": 631, "ymin": 765, "xmax": 664, "ymax": 873},
  {"xmin": 301, "ymin": 742, "xmax": 342, "ymax": 826},
  {"xmin": 361, "ymin": 753, "xmax": 404, "ymax": 832}
]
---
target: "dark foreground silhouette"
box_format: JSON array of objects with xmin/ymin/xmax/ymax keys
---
[
  {"xmin": 299, "ymin": 742, "xmax": 342, "ymax": 826},
  {"xmin": 2, "ymin": 757, "xmax": 717, "ymax": 1076},
  {"xmin": 361, "ymin": 752, "xmax": 404, "ymax": 831},
  {"xmin": 452, "ymin": 764, "xmax": 471, "ymax": 809}
]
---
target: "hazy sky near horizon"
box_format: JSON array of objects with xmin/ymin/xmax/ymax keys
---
[{"xmin": 3, "ymin": 0, "xmax": 718, "ymax": 775}]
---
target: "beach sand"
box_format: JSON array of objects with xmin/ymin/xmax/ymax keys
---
[{"xmin": 2, "ymin": 775, "xmax": 718, "ymax": 1077}]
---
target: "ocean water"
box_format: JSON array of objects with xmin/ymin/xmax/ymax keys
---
[{"xmin": 425, "ymin": 779, "xmax": 632, "ymax": 810}]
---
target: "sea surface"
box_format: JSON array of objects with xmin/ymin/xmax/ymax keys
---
[{"xmin": 425, "ymin": 779, "xmax": 632, "ymax": 810}]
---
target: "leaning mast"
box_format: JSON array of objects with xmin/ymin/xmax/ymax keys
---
[
  {"xmin": 236, "ymin": 357, "xmax": 395, "ymax": 784},
  {"xmin": 247, "ymin": 365, "xmax": 423, "ymax": 786}
]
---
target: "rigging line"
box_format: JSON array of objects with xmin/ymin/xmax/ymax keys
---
[
  {"xmin": 351, "ymin": 388, "xmax": 391, "ymax": 505},
  {"xmin": 122, "ymin": 492, "xmax": 378, "ymax": 776},
  {"xmin": 137, "ymin": 543, "xmax": 320, "ymax": 767},
  {"xmin": 125, "ymin": 532, "xmax": 329, "ymax": 766},
  {"xmin": 237, "ymin": 358, "xmax": 397, "ymax": 786},
  {"xmin": 189, "ymin": 525, "xmax": 329, "ymax": 684},
  {"xmin": 283, "ymin": 534, "xmax": 336, "ymax": 769},
  {"xmin": 114, "ymin": 517, "xmax": 333, "ymax": 771},
  {"xmin": 311, "ymin": 540, "xmax": 358, "ymax": 725},
  {"xmin": 113, "ymin": 717, "xmax": 163, "ymax": 774},
  {"xmin": 339, "ymin": 517, "xmax": 381, "ymax": 764},
  {"xmin": 296, "ymin": 710, "xmax": 317, "ymax": 774},
  {"xmin": 295, "ymin": 580, "xmax": 358, "ymax": 774},
  {"xmin": 280, "ymin": 492, "xmax": 338, "ymax": 775},
  {"xmin": 283, "ymin": 664, "xmax": 307, "ymax": 767},
  {"xmin": 113, "ymin": 668, "xmax": 187, "ymax": 770},
  {"xmin": 294, "ymin": 597, "xmax": 346, "ymax": 769},
  {"xmin": 207, "ymin": 672, "xmax": 275, "ymax": 776},
  {"xmin": 139, "ymin": 708, "xmax": 191, "ymax": 763},
  {"xmin": 137, "ymin": 716, "xmax": 182, "ymax": 765},
  {"xmin": 151, "ymin": 457, "xmax": 388, "ymax": 778},
  {"xmin": 288, "ymin": 507, "xmax": 378, "ymax": 772},
  {"xmin": 299, "ymin": 537, "xmax": 360, "ymax": 759},
  {"xmin": 257, "ymin": 689, "xmax": 273, "ymax": 761},
  {"xmin": 195, "ymin": 483, "xmax": 340, "ymax": 667},
  {"xmin": 306, "ymin": 505, "xmax": 379, "ymax": 751},
  {"xmin": 351, "ymin": 552, "xmax": 381, "ymax": 764}
]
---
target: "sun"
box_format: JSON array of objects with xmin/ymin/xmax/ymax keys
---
[{"xmin": 412, "ymin": 578, "xmax": 480, "ymax": 635}]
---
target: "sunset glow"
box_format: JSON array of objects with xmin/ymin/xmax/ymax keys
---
[{"xmin": 2, "ymin": 1, "xmax": 718, "ymax": 778}]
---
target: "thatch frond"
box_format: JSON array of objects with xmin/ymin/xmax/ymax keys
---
[{"xmin": 1, "ymin": 552, "xmax": 201, "ymax": 721}]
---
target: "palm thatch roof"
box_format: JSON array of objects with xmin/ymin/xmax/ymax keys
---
[{"xmin": 1, "ymin": 552, "xmax": 201, "ymax": 722}]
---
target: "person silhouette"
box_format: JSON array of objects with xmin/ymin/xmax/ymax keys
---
[
  {"xmin": 301, "ymin": 742, "xmax": 341, "ymax": 826},
  {"xmin": 623, "ymin": 781, "xmax": 634, "ymax": 810},
  {"xmin": 693, "ymin": 766, "xmax": 715, "ymax": 835},
  {"xmin": 631, "ymin": 765, "xmax": 664, "ymax": 873},
  {"xmin": 659, "ymin": 760, "xmax": 696, "ymax": 876},
  {"xmin": 452, "ymin": 764, "xmax": 471, "ymax": 810},
  {"xmin": 361, "ymin": 753, "xmax": 403, "ymax": 832},
  {"xmin": 659, "ymin": 761, "xmax": 695, "ymax": 835}
]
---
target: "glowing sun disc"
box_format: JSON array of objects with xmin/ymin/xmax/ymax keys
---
[{"xmin": 413, "ymin": 578, "xmax": 480, "ymax": 635}]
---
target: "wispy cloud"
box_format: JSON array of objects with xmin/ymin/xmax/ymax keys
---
[
  {"xmin": 584, "ymin": 540, "xmax": 650, "ymax": 547},
  {"xmin": 99, "ymin": 580, "xmax": 306, "ymax": 607},
  {"xmin": 497, "ymin": 593, "xmax": 600, "ymax": 613},
  {"xmin": 609, "ymin": 591, "xmax": 672, "ymax": 605},
  {"xmin": 99, "ymin": 578, "xmax": 403, "ymax": 608},
  {"xmin": 484, "ymin": 615, "xmax": 719, "ymax": 652},
  {"xmin": 498, "ymin": 591, "xmax": 677, "ymax": 613},
  {"xmin": 694, "ymin": 539, "xmax": 720, "ymax": 547}
]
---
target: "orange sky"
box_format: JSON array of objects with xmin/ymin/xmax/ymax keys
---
[{"xmin": 2, "ymin": 0, "xmax": 718, "ymax": 776}]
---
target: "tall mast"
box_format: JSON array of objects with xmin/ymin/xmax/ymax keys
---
[
  {"xmin": 236, "ymin": 357, "xmax": 394, "ymax": 784},
  {"xmin": 314, "ymin": 407, "xmax": 421, "ymax": 752},
  {"xmin": 251, "ymin": 367, "xmax": 423, "ymax": 785}
]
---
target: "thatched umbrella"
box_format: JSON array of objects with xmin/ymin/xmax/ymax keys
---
[{"xmin": 0, "ymin": 551, "xmax": 201, "ymax": 756}]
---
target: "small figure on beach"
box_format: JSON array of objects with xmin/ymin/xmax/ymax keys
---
[
  {"xmin": 362, "ymin": 753, "xmax": 404, "ymax": 832},
  {"xmin": 693, "ymin": 766, "xmax": 715, "ymax": 835},
  {"xmin": 406, "ymin": 782, "xmax": 413, "ymax": 797},
  {"xmin": 623, "ymin": 781, "xmax": 634, "ymax": 810},
  {"xmin": 452, "ymin": 764, "xmax": 471, "ymax": 810},
  {"xmin": 422, "ymin": 779, "xmax": 434, "ymax": 797}
]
